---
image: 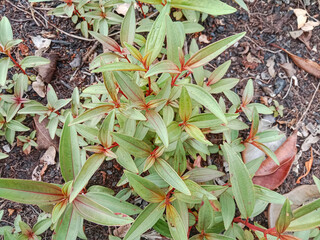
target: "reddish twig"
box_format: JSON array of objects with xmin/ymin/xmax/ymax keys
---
[
  {"xmin": 137, "ymin": 1, "xmax": 146, "ymax": 18},
  {"xmin": 7, "ymin": 52, "xmax": 27, "ymax": 75}
]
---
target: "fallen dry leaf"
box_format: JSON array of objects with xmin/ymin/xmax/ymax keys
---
[
  {"xmin": 113, "ymin": 224, "xmax": 131, "ymax": 238},
  {"xmin": 301, "ymin": 135, "xmax": 320, "ymax": 151},
  {"xmin": 301, "ymin": 20, "xmax": 320, "ymax": 32},
  {"xmin": 31, "ymin": 35, "xmax": 51, "ymax": 50},
  {"xmin": 34, "ymin": 116, "xmax": 59, "ymax": 151},
  {"xmin": 23, "ymin": 145, "xmax": 31, "ymax": 155},
  {"xmin": 280, "ymin": 62, "xmax": 296, "ymax": 78},
  {"xmin": 252, "ymin": 131, "xmax": 298, "ymax": 190},
  {"xmin": 36, "ymin": 53, "xmax": 59, "ymax": 83},
  {"xmin": 271, "ymin": 44, "xmax": 320, "ymax": 78},
  {"xmin": 296, "ymin": 147, "xmax": 313, "ymax": 183},
  {"xmin": 289, "ymin": 30, "xmax": 303, "ymax": 39},
  {"xmin": 298, "ymin": 31, "xmax": 312, "ymax": 50},
  {"xmin": 268, "ymin": 185, "xmax": 320, "ymax": 228},
  {"xmin": 40, "ymin": 146, "xmax": 56, "ymax": 166},
  {"xmin": 7, "ymin": 209, "xmax": 15, "ymax": 216},
  {"xmin": 32, "ymin": 76, "xmax": 46, "ymax": 98},
  {"xmin": 18, "ymin": 43, "xmax": 29, "ymax": 55},
  {"xmin": 115, "ymin": 3, "xmax": 131, "ymax": 15},
  {"xmin": 266, "ymin": 55, "xmax": 276, "ymax": 78},
  {"xmin": 199, "ymin": 34, "xmax": 210, "ymax": 44},
  {"xmin": 293, "ymin": 8, "xmax": 308, "ymax": 29}
]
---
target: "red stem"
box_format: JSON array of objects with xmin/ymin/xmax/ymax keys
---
[
  {"xmin": 137, "ymin": 1, "xmax": 146, "ymax": 18},
  {"xmin": 171, "ymin": 74, "xmax": 180, "ymax": 86},
  {"xmin": 7, "ymin": 52, "xmax": 27, "ymax": 75},
  {"xmin": 147, "ymin": 77, "xmax": 152, "ymax": 96},
  {"xmin": 124, "ymin": 55, "xmax": 131, "ymax": 63}
]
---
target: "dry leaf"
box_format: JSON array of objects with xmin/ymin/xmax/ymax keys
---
[
  {"xmin": 115, "ymin": 3, "xmax": 131, "ymax": 15},
  {"xmin": 113, "ymin": 224, "xmax": 131, "ymax": 238},
  {"xmin": 32, "ymin": 165, "xmax": 41, "ymax": 181},
  {"xmin": 298, "ymin": 31, "xmax": 312, "ymax": 50},
  {"xmin": 199, "ymin": 34, "xmax": 210, "ymax": 44},
  {"xmin": 296, "ymin": 147, "xmax": 313, "ymax": 183},
  {"xmin": 289, "ymin": 30, "xmax": 303, "ymax": 39},
  {"xmin": 247, "ymin": 53, "xmax": 261, "ymax": 63},
  {"xmin": 23, "ymin": 145, "xmax": 31, "ymax": 155},
  {"xmin": 18, "ymin": 43, "xmax": 29, "ymax": 55},
  {"xmin": 8, "ymin": 209, "xmax": 15, "ymax": 216},
  {"xmin": 34, "ymin": 116, "xmax": 59, "ymax": 151},
  {"xmin": 293, "ymin": 8, "xmax": 308, "ymax": 29},
  {"xmin": 268, "ymin": 185, "xmax": 320, "ymax": 228},
  {"xmin": 31, "ymin": 35, "xmax": 51, "ymax": 50},
  {"xmin": 266, "ymin": 55, "xmax": 276, "ymax": 78},
  {"xmin": 252, "ymin": 131, "xmax": 298, "ymax": 190},
  {"xmin": 40, "ymin": 146, "xmax": 56, "ymax": 166},
  {"xmin": 280, "ymin": 62, "xmax": 296, "ymax": 78},
  {"xmin": 301, "ymin": 135, "xmax": 320, "ymax": 151},
  {"xmin": 32, "ymin": 76, "xmax": 46, "ymax": 98},
  {"xmin": 301, "ymin": 20, "xmax": 320, "ymax": 32},
  {"xmin": 36, "ymin": 53, "xmax": 59, "ymax": 83},
  {"xmin": 271, "ymin": 44, "xmax": 320, "ymax": 78}
]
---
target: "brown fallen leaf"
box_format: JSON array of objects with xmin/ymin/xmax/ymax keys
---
[
  {"xmin": 32, "ymin": 76, "xmax": 46, "ymax": 98},
  {"xmin": 271, "ymin": 44, "xmax": 320, "ymax": 78},
  {"xmin": 280, "ymin": 62, "xmax": 296, "ymax": 78},
  {"xmin": 292, "ymin": 8, "xmax": 308, "ymax": 29},
  {"xmin": 298, "ymin": 31, "xmax": 312, "ymax": 50},
  {"xmin": 8, "ymin": 209, "xmax": 15, "ymax": 216},
  {"xmin": 113, "ymin": 224, "xmax": 131, "ymax": 238},
  {"xmin": 36, "ymin": 53, "xmax": 59, "ymax": 83},
  {"xmin": 199, "ymin": 34, "xmax": 210, "ymax": 44},
  {"xmin": 34, "ymin": 116, "xmax": 59, "ymax": 151},
  {"xmin": 252, "ymin": 131, "xmax": 298, "ymax": 190},
  {"xmin": 296, "ymin": 147, "xmax": 313, "ymax": 183},
  {"xmin": 18, "ymin": 43, "xmax": 29, "ymax": 55}
]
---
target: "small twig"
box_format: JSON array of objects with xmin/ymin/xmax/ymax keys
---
[
  {"xmin": 244, "ymin": 36, "xmax": 282, "ymax": 54},
  {"xmin": 283, "ymin": 76, "xmax": 293, "ymax": 99},
  {"xmin": 296, "ymin": 81, "xmax": 320, "ymax": 126}
]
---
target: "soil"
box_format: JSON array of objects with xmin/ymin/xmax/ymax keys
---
[{"xmin": 0, "ymin": 0, "xmax": 320, "ymax": 239}]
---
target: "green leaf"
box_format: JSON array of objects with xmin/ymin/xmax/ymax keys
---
[
  {"xmin": 93, "ymin": 62, "xmax": 146, "ymax": 73},
  {"xmin": 124, "ymin": 202, "xmax": 165, "ymax": 240},
  {"xmin": 207, "ymin": 60, "xmax": 231, "ymax": 86},
  {"xmin": 0, "ymin": 16, "xmax": 13, "ymax": 46},
  {"xmin": 166, "ymin": 16, "xmax": 184, "ymax": 66},
  {"xmin": 250, "ymin": 107, "xmax": 259, "ymax": 138},
  {"xmin": 288, "ymin": 209, "xmax": 320, "ymax": 231},
  {"xmin": 69, "ymin": 153, "xmax": 106, "ymax": 202},
  {"xmin": 0, "ymin": 57, "xmax": 10, "ymax": 86},
  {"xmin": 146, "ymin": 110, "xmax": 169, "ymax": 148},
  {"xmin": 205, "ymin": 233, "xmax": 235, "ymax": 240},
  {"xmin": 171, "ymin": 0, "xmax": 236, "ymax": 16},
  {"xmin": 144, "ymin": 4, "xmax": 170, "ymax": 66},
  {"xmin": 89, "ymin": 31, "xmax": 121, "ymax": 53},
  {"xmin": 73, "ymin": 195, "xmax": 134, "ymax": 226},
  {"xmin": 198, "ymin": 196, "xmax": 214, "ymax": 231},
  {"xmin": 145, "ymin": 60, "xmax": 180, "ymax": 77},
  {"xmin": 115, "ymin": 147, "xmax": 139, "ymax": 173},
  {"xmin": 173, "ymin": 140, "xmax": 187, "ymax": 176},
  {"xmin": 113, "ymin": 71, "xmax": 145, "ymax": 104},
  {"xmin": 98, "ymin": 109, "xmax": 115, "ymax": 148},
  {"xmin": 7, "ymin": 120, "xmax": 30, "ymax": 132},
  {"xmin": 182, "ymin": 21, "xmax": 204, "ymax": 34},
  {"xmin": 71, "ymin": 104, "xmax": 114, "ymax": 125},
  {"xmin": 53, "ymin": 204, "xmax": 81, "ymax": 240},
  {"xmin": 166, "ymin": 204, "xmax": 188, "ymax": 240},
  {"xmin": 120, "ymin": 2, "xmax": 136, "ymax": 47},
  {"xmin": 185, "ymin": 32, "xmax": 245, "ymax": 69},
  {"xmin": 125, "ymin": 170, "xmax": 166, "ymax": 203},
  {"xmin": 276, "ymin": 198, "xmax": 293, "ymax": 234},
  {"xmin": 124, "ymin": 43, "xmax": 143, "ymax": 62},
  {"xmin": 179, "ymin": 86, "xmax": 192, "ymax": 122},
  {"xmin": 234, "ymin": 0, "xmax": 248, "ymax": 11},
  {"xmin": 185, "ymin": 123, "xmax": 212, "ymax": 145},
  {"xmin": 32, "ymin": 218, "xmax": 52, "ymax": 235},
  {"xmin": 154, "ymin": 158, "xmax": 191, "ymax": 195},
  {"xmin": 60, "ymin": 113, "xmax": 81, "ymax": 182},
  {"xmin": 85, "ymin": 192, "xmax": 142, "ymax": 215},
  {"xmin": 20, "ymin": 56, "xmax": 50, "ymax": 69},
  {"xmin": 293, "ymin": 198, "xmax": 320, "ymax": 219},
  {"xmin": 252, "ymin": 141, "xmax": 279, "ymax": 165},
  {"xmin": 242, "ymin": 79, "xmax": 254, "ymax": 105},
  {"xmin": 112, "ymin": 132, "xmax": 152, "ymax": 158},
  {"xmin": 184, "ymin": 84, "xmax": 227, "ymax": 123},
  {"xmin": 184, "ymin": 167, "xmax": 225, "ymax": 182},
  {"xmin": 210, "ymin": 78, "xmax": 239, "ymax": 94},
  {"xmin": 221, "ymin": 143, "xmax": 255, "ymax": 218},
  {"xmin": 220, "ymin": 191, "xmax": 236, "ymax": 230},
  {"xmin": 0, "ymin": 178, "xmax": 63, "ymax": 205},
  {"xmin": 255, "ymin": 130, "xmax": 285, "ymax": 143}
]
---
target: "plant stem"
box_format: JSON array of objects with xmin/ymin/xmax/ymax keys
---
[
  {"xmin": 7, "ymin": 52, "xmax": 27, "ymax": 75},
  {"xmin": 137, "ymin": 1, "xmax": 146, "ymax": 18}
]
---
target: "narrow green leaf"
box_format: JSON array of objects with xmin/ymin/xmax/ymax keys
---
[
  {"xmin": 145, "ymin": 4, "xmax": 170, "ymax": 66},
  {"xmin": 120, "ymin": 2, "xmax": 136, "ymax": 47},
  {"xmin": 69, "ymin": 153, "xmax": 106, "ymax": 202},
  {"xmin": 166, "ymin": 15, "xmax": 184, "ymax": 66},
  {"xmin": 32, "ymin": 218, "xmax": 52, "ymax": 235},
  {"xmin": 185, "ymin": 32, "xmax": 245, "ymax": 69},
  {"xmin": 0, "ymin": 57, "xmax": 10, "ymax": 86},
  {"xmin": 146, "ymin": 110, "xmax": 169, "ymax": 147},
  {"xmin": 184, "ymin": 84, "xmax": 227, "ymax": 123},
  {"xmin": 71, "ymin": 104, "xmax": 114, "ymax": 125},
  {"xmin": 210, "ymin": 78, "xmax": 239, "ymax": 94},
  {"xmin": 125, "ymin": 170, "xmax": 166, "ymax": 203},
  {"xmin": 184, "ymin": 167, "xmax": 225, "ymax": 183},
  {"xmin": 145, "ymin": 60, "xmax": 180, "ymax": 77},
  {"xmin": 93, "ymin": 62, "xmax": 146, "ymax": 73},
  {"xmin": 53, "ymin": 204, "xmax": 81, "ymax": 240},
  {"xmin": 116, "ymin": 147, "xmax": 139, "ymax": 173},
  {"xmin": 20, "ymin": 56, "xmax": 50, "ymax": 69},
  {"xmin": 276, "ymin": 198, "xmax": 293, "ymax": 234},
  {"xmin": 0, "ymin": 178, "xmax": 63, "ymax": 205},
  {"xmin": 179, "ymin": 86, "xmax": 192, "ymax": 122},
  {"xmin": 124, "ymin": 43, "xmax": 143, "ymax": 62},
  {"xmin": 166, "ymin": 204, "xmax": 188, "ymax": 240},
  {"xmin": 185, "ymin": 123, "xmax": 212, "ymax": 145},
  {"xmin": 207, "ymin": 60, "xmax": 231, "ymax": 86},
  {"xmin": 73, "ymin": 195, "xmax": 134, "ymax": 226},
  {"xmin": 112, "ymin": 132, "xmax": 152, "ymax": 158},
  {"xmin": 154, "ymin": 158, "xmax": 191, "ymax": 195},
  {"xmin": 288, "ymin": 209, "xmax": 320, "ymax": 232},
  {"xmin": 124, "ymin": 202, "xmax": 165, "ymax": 240},
  {"xmin": 221, "ymin": 143, "xmax": 255, "ymax": 218},
  {"xmin": 60, "ymin": 113, "xmax": 81, "ymax": 182},
  {"xmin": 234, "ymin": 0, "xmax": 248, "ymax": 11},
  {"xmin": 198, "ymin": 196, "xmax": 214, "ymax": 231},
  {"xmin": 89, "ymin": 31, "xmax": 121, "ymax": 52},
  {"xmin": 85, "ymin": 192, "xmax": 141, "ymax": 215},
  {"xmin": 171, "ymin": 0, "xmax": 236, "ymax": 16},
  {"xmin": 99, "ymin": 109, "xmax": 115, "ymax": 148},
  {"xmin": 0, "ymin": 16, "xmax": 13, "ymax": 46},
  {"xmin": 220, "ymin": 191, "xmax": 235, "ymax": 230},
  {"xmin": 7, "ymin": 120, "xmax": 30, "ymax": 132},
  {"xmin": 242, "ymin": 79, "xmax": 254, "ymax": 105}
]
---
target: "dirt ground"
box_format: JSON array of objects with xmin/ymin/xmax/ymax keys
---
[{"xmin": 0, "ymin": 0, "xmax": 319, "ymax": 239}]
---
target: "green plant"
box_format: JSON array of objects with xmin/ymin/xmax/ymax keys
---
[{"xmin": 1, "ymin": 1, "xmax": 320, "ymax": 240}]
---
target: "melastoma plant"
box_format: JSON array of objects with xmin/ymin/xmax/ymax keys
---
[{"xmin": 1, "ymin": 1, "xmax": 320, "ymax": 240}]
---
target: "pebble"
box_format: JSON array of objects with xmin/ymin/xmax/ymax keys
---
[
  {"xmin": 274, "ymin": 78, "xmax": 286, "ymax": 94},
  {"xmin": 217, "ymin": 26, "xmax": 225, "ymax": 33},
  {"xmin": 69, "ymin": 54, "xmax": 82, "ymax": 69},
  {"xmin": 107, "ymin": 161, "xmax": 113, "ymax": 168},
  {"xmin": 3, "ymin": 145, "xmax": 11, "ymax": 153},
  {"xmin": 106, "ymin": 170, "xmax": 112, "ymax": 175}
]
